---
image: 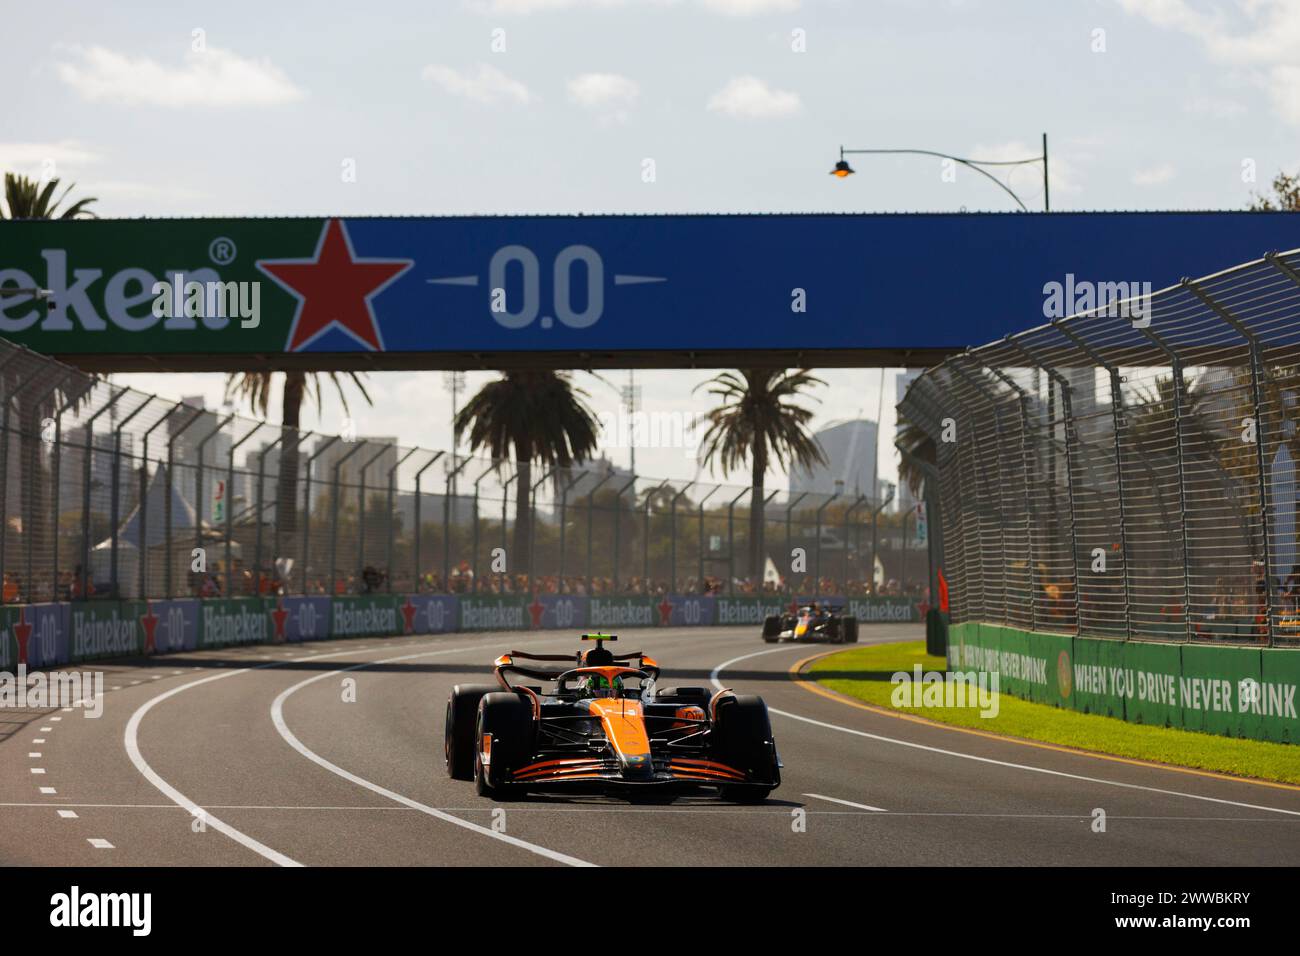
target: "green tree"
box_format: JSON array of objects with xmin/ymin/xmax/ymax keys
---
[
  {"xmin": 695, "ymin": 369, "xmax": 827, "ymax": 581},
  {"xmin": 454, "ymin": 371, "xmax": 601, "ymax": 578},
  {"xmin": 1, "ymin": 173, "xmax": 98, "ymax": 220},
  {"xmin": 1249, "ymin": 170, "xmax": 1300, "ymax": 211}
]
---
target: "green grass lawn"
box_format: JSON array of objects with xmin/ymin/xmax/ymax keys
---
[{"xmin": 808, "ymin": 641, "xmax": 1300, "ymax": 786}]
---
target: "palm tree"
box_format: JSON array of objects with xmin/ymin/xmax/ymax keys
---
[
  {"xmin": 1, "ymin": 173, "xmax": 98, "ymax": 219},
  {"xmin": 454, "ymin": 371, "xmax": 600, "ymax": 578},
  {"xmin": 695, "ymin": 369, "xmax": 826, "ymax": 581},
  {"xmin": 223, "ymin": 370, "xmax": 372, "ymax": 539},
  {"xmin": 895, "ymin": 416, "xmax": 935, "ymax": 500}
]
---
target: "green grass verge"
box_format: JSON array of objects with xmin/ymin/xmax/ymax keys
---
[{"xmin": 808, "ymin": 641, "xmax": 1300, "ymax": 786}]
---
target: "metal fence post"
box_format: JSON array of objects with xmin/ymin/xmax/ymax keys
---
[
  {"xmin": 501, "ymin": 469, "xmax": 516, "ymax": 590},
  {"xmin": 386, "ymin": 448, "xmax": 419, "ymax": 592},
  {"xmin": 225, "ymin": 422, "xmax": 260, "ymax": 597},
  {"xmin": 669, "ymin": 482, "xmax": 695, "ymax": 594},
  {"xmin": 869, "ymin": 489, "xmax": 895, "ymax": 595},
  {"xmin": 814, "ymin": 492, "xmax": 840, "ymax": 596},
  {"xmin": 612, "ymin": 474, "xmax": 637, "ymax": 593},
  {"xmin": 842, "ymin": 494, "xmax": 868, "ymax": 593},
  {"xmin": 528, "ymin": 465, "xmax": 558, "ymax": 596},
  {"xmin": 110, "ymin": 395, "xmax": 156, "ymax": 598},
  {"xmin": 163, "ymin": 403, "xmax": 204, "ymax": 598},
  {"xmin": 329, "ymin": 440, "xmax": 369, "ymax": 597},
  {"xmin": 697, "ymin": 486, "xmax": 720, "ymax": 592},
  {"xmin": 558, "ymin": 470, "xmax": 587, "ymax": 593},
  {"xmin": 411, "ymin": 451, "xmax": 443, "ymax": 591},
  {"xmin": 253, "ymin": 434, "xmax": 286, "ymax": 596},
  {"xmin": 25, "ymin": 373, "xmax": 76, "ymax": 603},
  {"xmin": 586, "ymin": 471, "xmax": 614, "ymax": 595},
  {"xmin": 1185, "ymin": 279, "xmax": 1276, "ymax": 645},
  {"xmin": 785, "ymin": 492, "xmax": 808, "ymax": 595},
  {"xmin": 644, "ymin": 478, "xmax": 670, "ymax": 588},
  {"xmin": 193, "ymin": 413, "xmax": 234, "ymax": 593},
  {"xmin": 301, "ymin": 436, "xmax": 341, "ymax": 595},
  {"xmin": 79, "ymin": 387, "xmax": 128, "ymax": 600},
  {"xmin": 357, "ymin": 443, "xmax": 390, "ymax": 590},
  {"xmin": 443, "ymin": 456, "xmax": 471, "ymax": 593},
  {"xmin": 139, "ymin": 403, "xmax": 187, "ymax": 599},
  {"xmin": 726, "ymin": 487, "xmax": 750, "ymax": 597},
  {"xmin": 1054, "ymin": 320, "xmax": 1135, "ymax": 639},
  {"xmin": 49, "ymin": 382, "xmax": 91, "ymax": 602}
]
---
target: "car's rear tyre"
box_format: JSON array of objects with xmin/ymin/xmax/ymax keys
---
[
  {"xmin": 711, "ymin": 694, "xmax": 779, "ymax": 799},
  {"xmin": 843, "ymin": 615, "xmax": 859, "ymax": 643},
  {"xmin": 445, "ymin": 683, "xmax": 497, "ymax": 780},
  {"xmin": 761, "ymin": 615, "xmax": 782, "ymax": 643},
  {"xmin": 474, "ymin": 692, "xmax": 535, "ymax": 801}
]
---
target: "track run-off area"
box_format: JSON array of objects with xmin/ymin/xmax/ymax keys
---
[{"xmin": 1, "ymin": 624, "xmax": 1298, "ymax": 867}]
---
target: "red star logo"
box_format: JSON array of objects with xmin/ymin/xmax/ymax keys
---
[
  {"xmin": 140, "ymin": 601, "xmax": 160, "ymax": 654},
  {"xmin": 257, "ymin": 219, "xmax": 412, "ymax": 352},
  {"xmin": 657, "ymin": 596, "xmax": 675, "ymax": 626},
  {"xmin": 915, "ymin": 599, "xmax": 931, "ymax": 619},
  {"xmin": 13, "ymin": 606, "xmax": 32, "ymax": 666},
  {"xmin": 527, "ymin": 597, "xmax": 546, "ymax": 629},
  {"xmin": 270, "ymin": 598, "xmax": 289, "ymax": 642},
  {"xmin": 401, "ymin": 597, "xmax": 418, "ymax": 634}
]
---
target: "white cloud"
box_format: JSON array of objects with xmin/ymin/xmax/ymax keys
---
[
  {"xmin": 476, "ymin": 0, "xmax": 798, "ymax": 14},
  {"xmin": 55, "ymin": 44, "xmax": 305, "ymax": 108},
  {"xmin": 0, "ymin": 141, "xmax": 102, "ymax": 182},
  {"xmin": 1132, "ymin": 163, "xmax": 1176, "ymax": 186},
  {"xmin": 1116, "ymin": 0, "xmax": 1300, "ymax": 125},
  {"xmin": 706, "ymin": 75, "xmax": 801, "ymax": 118},
  {"xmin": 421, "ymin": 63, "xmax": 535, "ymax": 105},
  {"xmin": 567, "ymin": 72, "xmax": 639, "ymax": 108},
  {"xmin": 699, "ymin": 0, "xmax": 798, "ymax": 13}
]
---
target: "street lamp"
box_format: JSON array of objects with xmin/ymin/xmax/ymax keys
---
[{"xmin": 830, "ymin": 133, "xmax": 1050, "ymax": 211}]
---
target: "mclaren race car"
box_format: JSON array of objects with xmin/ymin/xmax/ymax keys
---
[
  {"xmin": 761, "ymin": 603, "xmax": 858, "ymax": 644},
  {"xmin": 444, "ymin": 634, "xmax": 781, "ymax": 802}
]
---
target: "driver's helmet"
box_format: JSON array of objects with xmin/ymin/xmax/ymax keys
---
[{"xmin": 584, "ymin": 674, "xmax": 624, "ymax": 697}]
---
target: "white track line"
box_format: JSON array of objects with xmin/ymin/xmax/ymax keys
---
[
  {"xmin": 270, "ymin": 646, "xmax": 597, "ymax": 868},
  {"xmin": 710, "ymin": 646, "xmax": 1300, "ymax": 820},
  {"xmin": 125, "ymin": 666, "xmax": 305, "ymax": 867},
  {"xmin": 804, "ymin": 792, "xmax": 887, "ymax": 812}
]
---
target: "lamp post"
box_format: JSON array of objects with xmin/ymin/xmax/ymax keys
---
[{"xmin": 830, "ymin": 133, "xmax": 1050, "ymax": 211}]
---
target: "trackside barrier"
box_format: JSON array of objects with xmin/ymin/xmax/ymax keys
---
[
  {"xmin": 947, "ymin": 621, "xmax": 1300, "ymax": 744},
  {"xmin": 0, "ymin": 595, "xmax": 925, "ymax": 668}
]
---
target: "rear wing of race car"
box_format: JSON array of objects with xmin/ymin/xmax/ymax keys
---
[{"xmin": 493, "ymin": 648, "xmax": 661, "ymax": 689}]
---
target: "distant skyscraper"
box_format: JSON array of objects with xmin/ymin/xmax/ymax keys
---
[{"xmin": 789, "ymin": 419, "xmax": 878, "ymax": 501}]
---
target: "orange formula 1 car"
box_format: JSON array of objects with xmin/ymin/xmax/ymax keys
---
[{"xmin": 444, "ymin": 634, "xmax": 781, "ymax": 803}]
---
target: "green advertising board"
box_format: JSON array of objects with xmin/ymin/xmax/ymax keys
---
[
  {"xmin": 199, "ymin": 598, "xmax": 271, "ymax": 648},
  {"xmin": 331, "ymin": 595, "xmax": 402, "ymax": 637},
  {"xmin": 69, "ymin": 602, "xmax": 142, "ymax": 662}
]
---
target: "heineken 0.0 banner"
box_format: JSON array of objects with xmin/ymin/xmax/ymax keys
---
[{"xmin": 8, "ymin": 214, "xmax": 1300, "ymax": 362}]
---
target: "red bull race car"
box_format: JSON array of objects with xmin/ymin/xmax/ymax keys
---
[
  {"xmin": 444, "ymin": 634, "xmax": 780, "ymax": 803},
  {"xmin": 761, "ymin": 603, "xmax": 859, "ymax": 644}
]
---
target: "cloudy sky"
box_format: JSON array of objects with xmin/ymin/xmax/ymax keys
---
[{"xmin": 4, "ymin": 0, "xmax": 1298, "ymax": 491}]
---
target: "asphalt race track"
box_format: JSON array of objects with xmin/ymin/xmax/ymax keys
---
[{"xmin": 2, "ymin": 624, "xmax": 1298, "ymax": 867}]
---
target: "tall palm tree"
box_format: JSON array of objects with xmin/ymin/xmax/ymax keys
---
[
  {"xmin": 695, "ymin": 369, "xmax": 826, "ymax": 581},
  {"xmin": 223, "ymin": 370, "xmax": 372, "ymax": 539},
  {"xmin": 454, "ymin": 371, "xmax": 600, "ymax": 577},
  {"xmin": 1, "ymin": 173, "xmax": 98, "ymax": 220}
]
